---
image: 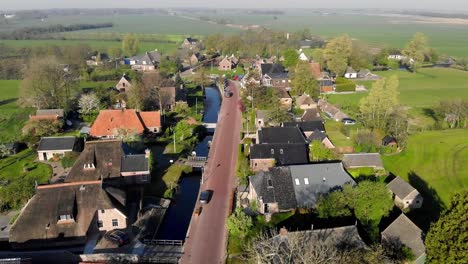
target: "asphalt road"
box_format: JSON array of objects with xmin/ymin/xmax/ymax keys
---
[{"xmin": 181, "ymin": 81, "xmax": 242, "ymax": 264}]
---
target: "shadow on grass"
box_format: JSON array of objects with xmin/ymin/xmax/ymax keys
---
[
  {"xmin": 422, "ymin": 107, "xmax": 438, "ymax": 122},
  {"xmin": 0, "ymin": 98, "xmax": 17, "ymax": 107},
  {"xmin": 406, "ymin": 171, "xmax": 446, "ymax": 232}
]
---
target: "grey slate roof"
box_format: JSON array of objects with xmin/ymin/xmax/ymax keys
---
[
  {"xmin": 289, "ymin": 163, "xmax": 356, "ymax": 208},
  {"xmin": 258, "ymin": 127, "xmax": 307, "ymax": 144},
  {"xmin": 256, "ymin": 110, "xmax": 269, "ymax": 120},
  {"xmin": 382, "ymin": 214, "xmax": 426, "ymax": 260},
  {"xmin": 36, "ymin": 109, "xmax": 64, "ymax": 117},
  {"xmin": 250, "ymin": 143, "xmax": 308, "ymax": 166},
  {"xmin": 260, "ymin": 63, "xmax": 285, "ymax": 76},
  {"xmin": 265, "ymin": 72, "xmax": 289, "ymax": 80},
  {"xmin": 308, "ymin": 129, "xmax": 327, "ymax": 142},
  {"xmin": 249, "ymin": 167, "xmax": 297, "ymax": 210},
  {"xmin": 342, "ymin": 153, "xmax": 384, "ymax": 169},
  {"xmin": 37, "ymin": 136, "xmax": 76, "ymax": 151},
  {"xmin": 345, "ymin": 66, "xmax": 357, "ymax": 74},
  {"xmin": 121, "ymin": 154, "xmax": 149, "ymax": 172},
  {"xmin": 283, "ymin": 121, "xmax": 325, "ymax": 133},
  {"xmin": 387, "ymin": 176, "xmax": 417, "ymax": 199},
  {"xmin": 320, "ymin": 79, "xmax": 334, "ymax": 87}
]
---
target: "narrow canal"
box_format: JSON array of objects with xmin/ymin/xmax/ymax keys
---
[{"xmin": 155, "ymin": 86, "xmax": 220, "ymax": 240}]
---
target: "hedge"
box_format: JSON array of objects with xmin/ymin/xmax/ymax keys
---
[{"xmin": 335, "ymin": 77, "xmax": 356, "ymax": 92}]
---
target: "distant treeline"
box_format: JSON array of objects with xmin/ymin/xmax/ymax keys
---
[
  {"xmin": 0, "ymin": 23, "xmax": 114, "ymax": 40},
  {"xmin": 250, "ymin": 10, "xmax": 285, "ymax": 15},
  {"xmin": 400, "ymin": 11, "xmax": 468, "ymax": 20}
]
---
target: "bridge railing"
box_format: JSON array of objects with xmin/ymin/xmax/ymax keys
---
[{"xmin": 143, "ymin": 239, "xmax": 184, "ymax": 246}]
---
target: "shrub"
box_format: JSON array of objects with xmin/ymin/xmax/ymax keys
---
[
  {"xmin": 61, "ymin": 152, "xmax": 79, "ymax": 168},
  {"xmin": 335, "ymin": 77, "xmax": 356, "ymax": 92}
]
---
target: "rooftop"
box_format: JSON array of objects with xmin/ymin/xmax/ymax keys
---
[
  {"xmin": 258, "ymin": 127, "xmax": 307, "ymax": 144},
  {"xmin": 37, "ymin": 136, "xmax": 77, "ymax": 151},
  {"xmin": 342, "ymin": 153, "xmax": 384, "ymax": 169},
  {"xmin": 382, "ymin": 214, "xmax": 426, "ymax": 259},
  {"xmin": 250, "ymin": 143, "xmax": 308, "ymax": 166},
  {"xmin": 283, "ymin": 121, "xmax": 325, "ymax": 133},
  {"xmin": 387, "ymin": 176, "xmax": 418, "ymax": 199}
]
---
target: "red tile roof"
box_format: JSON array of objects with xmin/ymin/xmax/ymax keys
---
[
  {"xmin": 139, "ymin": 111, "xmax": 161, "ymax": 128},
  {"xmin": 90, "ymin": 109, "xmax": 144, "ymax": 137},
  {"xmin": 309, "ymin": 62, "xmax": 322, "ymax": 79}
]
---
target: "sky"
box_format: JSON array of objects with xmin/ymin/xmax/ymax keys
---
[{"xmin": 1, "ymin": 0, "xmax": 468, "ymax": 11}]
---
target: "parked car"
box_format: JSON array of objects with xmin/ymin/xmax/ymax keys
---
[
  {"xmin": 104, "ymin": 229, "xmax": 130, "ymax": 246},
  {"xmin": 199, "ymin": 190, "xmax": 213, "ymax": 204},
  {"xmin": 342, "ymin": 118, "xmax": 356, "ymax": 125}
]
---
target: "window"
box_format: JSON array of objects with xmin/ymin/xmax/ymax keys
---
[
  {"xmin": 254, "ymin": 163, "xmax": 258, "ymax": 167},
  {"xmin": 295, "ymin": 179, "xmax": 300, "ymax": 186},
  {"xmin": 142, "ymin": 175, "xmax": 148, "ymax": 182},
  {"xmin": 97, "ymin": 220, "xmax": 103, "ymax": 228},
  {"xmin": 280, "ymin": 149, "xmax": 284, "ymax": 154},
  {"xmin": 101, "ymin": 209, "xmax": 105, "ymax": 213},
  {"xmin": 304, "ymin": 178, "xmax": 309, "ymax": 185},
  {"xmin": 122, "ymin": 82, "xmax": 125, "ymax": 87},
  {"xmin": 271, "ymin": 149, "xmax": 274, "ymax": 154},
  {"xmin": 112, "ymin": 219, "xmax": 118, "ymax": 227},
  {"xmin": 416, "ymin": 200, "xmax": 420, "ymax": 203},
  {"xmin": 282, "ymin": 80, "xmax": 286, "ymax": 83},
  {"xmin": 267, "ymin": 179, "xmax": 273, "ymax": 187}
]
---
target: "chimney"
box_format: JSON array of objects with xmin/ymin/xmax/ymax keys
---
[{"xmin": 145, "ymin": 149, "xmax": 151, "ymax": 158}]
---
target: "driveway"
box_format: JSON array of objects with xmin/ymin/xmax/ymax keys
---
[{"xmin": 181, "ymin": 80, "xmax": 241, "ymax": 263}]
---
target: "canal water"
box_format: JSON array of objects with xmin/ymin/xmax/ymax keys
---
[{"xmin": 155, "ymin": 86, "xmax": 220, "ymax": 240}]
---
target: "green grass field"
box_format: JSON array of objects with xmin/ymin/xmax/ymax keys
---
[
  {"xmin": 0, "ymin": 39, "xmax": 178, "ymax": 54},
  {"xmin": 383, "ymin": 129, "xmax": 468, "ymax": 206},
  {"xmin": 327, "ymin": 68, "xmax": 468, "ymax": 128},
  {"xmin": 0, "ymin": 80, "xmax": 33, "ymax": 144}
]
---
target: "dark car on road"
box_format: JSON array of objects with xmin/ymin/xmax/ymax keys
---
[
  {"xmin": 199, "ymin": 190, "xmax": 213, "ymax": 204},
  {"xmin": 104, "ymin": 229, "xmax": 130, "ymax": 246}
]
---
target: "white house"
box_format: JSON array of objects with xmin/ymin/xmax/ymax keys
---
[
  {"xmin": 299, "ymin": 52, "xmax": 309, "ymax": 61},
  {"xmin": 344, "ymin": 66, "xmax": 357, "ymax": 79}
]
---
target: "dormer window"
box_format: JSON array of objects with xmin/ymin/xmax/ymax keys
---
[
  {"xmin": 280, "ymin": 149, "xmax": 284, "ymax": 154},
  {"xmin": 267, "ymin": 178, "xmax": 273, "ymax": 188},
  {"xmin": 271, "ymin": 149, "xmax": 274, "ymax": 154},
  {"xmin": 58, "ymin": 214, "xmax": 74, "ymax": 223},
  {"xmin": 83, "ymin": 163, "xmax": 95, "ymax": 170}
]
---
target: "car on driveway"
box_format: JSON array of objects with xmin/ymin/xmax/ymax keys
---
[
  {"xmin": 199, "ymin": 190, "xmax": 213, "ymax": 204},
  {"xmin": 104, "ymin": 229, "xmax": 130, "ymax": 246},
  {"xmin": 342, "ymin": 118, "xmax": 356, "ymax": 125}
]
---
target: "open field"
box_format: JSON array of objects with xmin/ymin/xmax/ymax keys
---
[
  {"xmin": 0, "ymin": 80, "xmax": 33, "ymax": 144},
  {"xmin": 383, "ymin": 129, "xmax": 468, "ymax": 206},
  {"xmin": 0, "ymin": 39, "xmax": 178, "ymax": 54},
  {"xmin": 327, "ymin": 68, "xmax": 468, "ymax": 127},
  {"xmin": 2, "ymin": 12, "xmax": 468, "ymax": 56}
]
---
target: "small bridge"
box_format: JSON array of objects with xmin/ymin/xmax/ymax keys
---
[
  {"xmin": 184, "ymin": 156, "xmax": 208, "ymax": 168},
  {"xmin": 203, "ymin": 123, "xmax": 217, "ymax": 129}
]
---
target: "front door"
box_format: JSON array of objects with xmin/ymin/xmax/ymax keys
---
[{"xmin": 43, "ymin": 152, "xmax": 47, "ymax": 161}]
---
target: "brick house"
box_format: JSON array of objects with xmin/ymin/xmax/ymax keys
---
[{"xmin": 115, "ymin": 75, "xmax": 132, "ymax": 93}]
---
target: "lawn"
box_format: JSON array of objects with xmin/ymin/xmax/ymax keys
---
[
  {"xmin": 383, "ymin": 129, "xmax": 468, "ymax": 206},
  {"xmin": 0, "ymin": 80, "xmax": 33, "ymax": 144},
  {"xmin": 327, "ymin": 68, "xmax": 468, "ymax": 128}
]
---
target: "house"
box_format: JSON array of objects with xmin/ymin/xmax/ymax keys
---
[
  {"xmin": 388, "ymin": 53, "xmax": 406, "ymax": 61},
  {"xmin": 299, "ymin": 39, "xmax": 314, "ymax": 49},
  {"xmin": 301, "ymin": 108, "xmax": 322, "ymax": 122},
  {"xmin": 307, "ymin": 129, "xmax": 335, "ymax": 149},
  {"xmin": 30, "ymin": 109, "xmax": 64, "ymax": 121},
  {"xmin": 274, "ymin": 87, "xmax": 292, "ymax": 110},
  {"xmin": 295, "ymin": 94, "xmax": 316, "ymax": 110},
  {"xmin": 127, "ymin": 50, "xmax": 161, "ymax": 71},
  {"xmin": 387, "ymin": 176, "xmax": 423, "ymax": 210},
  {"xmin": 65, "ymin": 140, "xmax": 151, "ymax": 185},
  {"xmin": 190, "ymin": 53, "xmax": 200, "ymax": 65},
  {"xmin": 229, "ymin": 54, "xmax": 239, "ymax": 65},
  {"xmin": 309, "ymin": 62, "xmax": 323, "ymax": 79},
  {"xmin": 90, "ymin": 109, "xmax": 161, "ymax": 138},
  {"xmin": 255, "ymin": 110, "xmax": 270, "ymax": 129},
  {"xmin": 37, "ymin": 136, "xmax": 79, "ymax": 161},
  {"xmin": 320, "ymin": 79, "xmax": 334, "ymax": 93},
  {"xmin": 299, "ymin": 52, "xmax": 308, "ymax": 61},
  {"xmin": 382, "ymin": 135, "xmax": 398, "ymax": 147},
  {"xmin": 115, "ymin": 75, "xmax": 132, "ymax": 93},
  {"xmin": 357, "ymin": 69, "xmax": 379, "ymax": 79},
  {"xmin": 86, "ymin": 53, "xmax": 108, "ymax": 66},
  {"xmin": 250, "ymin": 143, "xmax": 308, "ymax": 172},
  {"xmin": 260, "ymin": 63, "xmax": 290, "ymax": 88},
  {"xmin": 318, "ymin": 99, "xmax": 349, "ymax": 121},
  {"xmin": 257, "ymin": 126, "xmax": 307, "ymax": 144},
  {"xmin": 218, "ymin": 56, "xmax": 234, "ymax": 71},
  {"xmin": 248, "ymin": 163, "xmax": 355, "ymax": 214},
  {"xmin": 290, "ymin": 163, "xmax": 355, "ymax": 208},
  {"xmin": 381, "ymin": 214, "xmax": 426, "ymax": 263},
  {"xmin": 342, "ymin": 153, "xmax": 384, "ymax": 170},
  {"xmin": 9, "ymin": 182, "xmax": 127, "ymax": 249},
  {"xmin": 248, "ymin": 167, "xmax": 298, "ymax": 214},
  {"xmin": 344, "ymin": 66, "xmax": 357, "ymax": 79},
  {"xmin": 283, "ymin": 121, "xmax": 325, "ymax": 138},
  {"xmin": 181, "ymin": 37, "xmax": 199, "ymax": 49}
]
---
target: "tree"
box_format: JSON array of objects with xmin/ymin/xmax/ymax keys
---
[
  {"xmin": 107, "ymin": 46, "xmax": 123, "ymax": 59},
  {"xmin": 309, "ymin": 141, "xmax": 337, "ymax": 162},
  {"xmin": 312, "ymin": 48, "xmax": 326, "ymax": 66},
  {"xmin": 267, "ymin": 107, "xmax": 292, "ymax": 125},
  {"xmin": 324, "ymin": 35, "xmax": 352, "ymax": 76},
  {"xmin": 19, "ymin": 57, "xmax": 78, "ymax": 109},
  {"xmin": 402, "ymin": 32, "xmax": 429, "ymax": 72},
  {"xmin": 227, "ymin": 208, "xmax": 253, "ymax": 239},
  {"xmin": 349, "ymin": 41, "xmax": 373, "ymax": 70},
  {"xmin": 78, "ymin": 93, "xmax": 100, "ymax": 116},
  {"xmin": 192, "ymin": 67, "xmax": 211, "ymax": 89},
  {"xmin": 22, "ymin": 119, "xmax": 63, "ymax": 138},
  {"xmin": 122, "ymin": 33, "xmax": 139, "ymax": 57},
  {"xmin": 290, "ymin": 61, "xmax": 319, "ymax": 98},
  {"xmin": 435, "ymin": 99, "xmax": 467, "ymax": 129},
  {"xmin": 425, "ymin": 191, "xmax": 468, "ymax": 263},
  {"xmin": 386, "ymin": 106, "xmax": 409, "ymax": 144},
  {"xmin": 316, "ymin": 190, "xmax": 352, "ymax": 219},
  {"xmin": 353, "ymin": 130, "xmax": 380, "ymax": 153},
  {"xmin": 359, "ymin": 75, "xmax": 400, "ymax": 130},
  {"xmin": 282, "ymin": 49, "xmax": 299, "ymax": 68},
  {"xmin": 159, "ymin": 56, "xmax": 180, "ymax": 77}
]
